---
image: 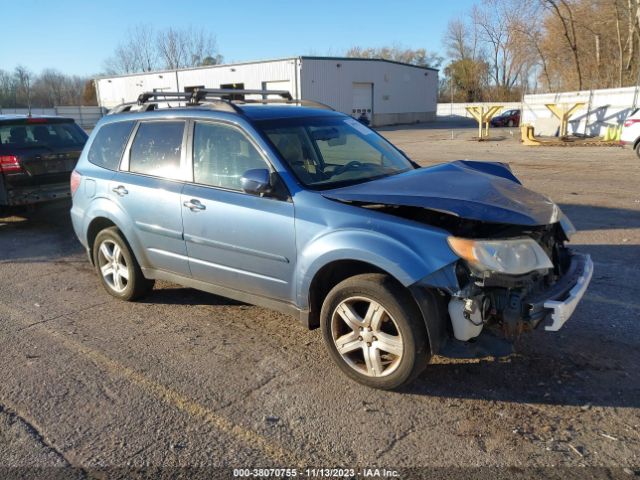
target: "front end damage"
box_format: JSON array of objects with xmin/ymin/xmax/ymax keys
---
[
  {"xmin": 323, "ymin": 160, "xmax": 594, "ymax": 356},
  {"xmin": 444, "ymin": 245, "xmax": 593, "ymax": 342},
  {"xmin": 369, "ymin": 204, "xmax": 593, "ymax": 355}
]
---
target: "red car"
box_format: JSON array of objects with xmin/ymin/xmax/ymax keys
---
[{"xmin": 490, "ymin": 109, "xmax": 521, "ymax": 127}]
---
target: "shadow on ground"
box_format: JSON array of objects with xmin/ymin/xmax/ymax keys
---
[
  {"xmin": 141, "ymin": 287, "xmax": 245, "ymax": 307},
  {"xmin": 2, "ymin": 199, "xmax": 639, "ymax": 409},
  {"xmin": 560, "ymin": 203, "xmax": 640, "ymax": 230}
]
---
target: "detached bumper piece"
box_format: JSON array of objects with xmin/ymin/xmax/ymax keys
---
[
  {"xmin": 530, "ymin": 253, "xmax": 593, "ymax": 331},
  {"xmin": 525, "ymin": 252, "xmax": 593, "ymax": 330}
]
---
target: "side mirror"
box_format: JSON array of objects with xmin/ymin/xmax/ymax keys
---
[{"xmin": 241, "ymin": 168, "xmax": 272, "ymax": 195}]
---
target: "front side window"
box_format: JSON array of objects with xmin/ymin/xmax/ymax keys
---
[
  {"xmin": 257, "ymin": 116, "xmax": 413, "ymax": 189},
  {"xmin": 192, "ymin": 122, "xmax": 267, "ymax": 191},
  {"xmin": 129, "ymin": 121, "xmax": 185, "ymax": 179},
  {"xmin": 88, "ymin": 121, "xmax": 135, "ymax": 170}
]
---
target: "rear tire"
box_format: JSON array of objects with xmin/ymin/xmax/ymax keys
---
[
  {"xmin": 93, "ymin": 227, "xmax": 154, "ymax": 301},
  {"xmin": 320, "ymin": 273, "xmax": 430, "ymax": 390},
  {"xmin": 635, "ymin": 140, "xmax": 640, "ymax": 159}
]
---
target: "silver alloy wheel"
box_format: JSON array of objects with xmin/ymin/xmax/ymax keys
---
[
  {"xmin": 330, "ymin": 296, "xmax": 404, "ymax": 377},
  {"xmin": 97, "ymin": 239, "xmax": 129, "ymax": 293}
]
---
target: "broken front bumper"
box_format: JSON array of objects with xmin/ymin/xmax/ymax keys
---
[{"xmin": 526, "ymin": 252, "xmax": 593, "ymax": 331}]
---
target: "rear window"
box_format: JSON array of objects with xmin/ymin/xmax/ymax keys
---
[
  {"xmin": 88, "ymin": 121, "xmax": 135, "ymax": 171},
  {"xmin": 0, "ymin": 121, "xmax": 87, "ymax": 149},
  {"xmin": 128, "ymin": 121, "xmax": 185, "ymax": 179}
]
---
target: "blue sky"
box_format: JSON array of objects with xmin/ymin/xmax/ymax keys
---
[{"xmin": 1, "ymin": 0, "xmax": 476, "ymax": 76}]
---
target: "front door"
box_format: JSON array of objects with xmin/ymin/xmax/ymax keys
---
[{"xmin": 181, "ymin": 120, "xmax": 296, "ymax": 301}]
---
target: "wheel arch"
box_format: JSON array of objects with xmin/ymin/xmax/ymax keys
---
[
  {"xmin": 82, "ymin": 198, "xmax": 148, "ymax": 268},
  {"xmin": 306, "ymin": 259, "xmax": 389, "ymax": 329},
  {"xmin": 87, "ymin": 217, "xmax": 117, "ymax": 264}
]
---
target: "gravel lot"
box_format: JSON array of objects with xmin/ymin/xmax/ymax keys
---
[{"xmin": 0, "ymin": 122, "xmax": 638, "ymax": 479}]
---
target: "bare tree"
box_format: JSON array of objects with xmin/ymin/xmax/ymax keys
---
[
  {"xmin": 157, "ymin": 26, "xmax": 221, "ymax": 70},
  {"xmin": 345, "ymin": 44, "xmax": 443, "ymax": 68},
  {"xmin": 104, "ymin": 44, "xmax": 138, "ymax": 75},
  {"xmin": 543, "ymin": 0, "xmax": 584, "ymax": 90},
  {"xmin": 156, "ymin": 27, "xmax": 187, "ymax": 69},
  {"xmin": 444, "ymin": 19, "xmax": 480, "ymax": 61},
  {"xmin": 472, "ymin": 0, "xmax": 540, "ymax": 92},
  {"xmin": 14, "ymin": 65, "xmax": 32, "ymax": 108},
  {"xmin": 103, "ymin": 24, "xmax": 158, "ymax": 74}
]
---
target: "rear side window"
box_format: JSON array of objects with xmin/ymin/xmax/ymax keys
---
[
  {"xmin": 88, "ymin": 121, "xmax": 134, "ymax": 170},
  {"xmin": 129, "ymin": 121, "xmax": 185, "ymax": 179}
]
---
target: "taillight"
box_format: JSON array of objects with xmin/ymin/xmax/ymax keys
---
[
  {"xmin": 624, "ymin": 119, "xmax": 640, "ymax": 127},
  {"xmin": 70, "ymin": 170, "xmax": 82, "ymax": 195},
  {"xmin": 0, "ymin": 155, "xmax": 22, "ymax": 173}
]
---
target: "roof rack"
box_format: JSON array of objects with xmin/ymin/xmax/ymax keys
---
[{"xmin": 108, "ymin": 88, "xmax": 334, "ymax": 115}]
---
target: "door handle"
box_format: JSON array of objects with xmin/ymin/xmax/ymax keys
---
[
  {"xmin": 112, "ymin": 185, "xmax": 128, "ymax": 196},
  {"xmin": 183, "ymin": 199, "xmax": 206, "ymax": 211}
]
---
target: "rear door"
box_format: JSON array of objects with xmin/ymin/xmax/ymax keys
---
[
  {"xmin": 111, "ymin": 120, "xmax": 190, "ymax": 276},
  {"xmin": 0, "ymin": 118, "xmax": 87, "ymax": 187}
]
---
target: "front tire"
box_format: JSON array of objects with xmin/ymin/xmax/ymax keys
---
[
  {"xmin": 635, "ymin": 141, "xmax": 640, "ymax": 159},
  {"xmin": 320, "ymin": 273, "xmax": 430, "ymax": 390},
  {"xmin": 93, "ymin": 227, "xmax": 154, "ymax": 301},
  {"xmin": 508, "ymin": 119, "xmax": 514, "ymax": 127}
]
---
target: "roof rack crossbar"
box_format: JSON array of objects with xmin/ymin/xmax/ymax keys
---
[
  {"xmin": 192, "ymin": 88, "xmax": 293, "ymax": 102},
  {"xmin": 110, "ymin": 88, "xmax": 332, "ymax": 115},
  {"xmin": 137, "ymin": 91, "xmax": 191, "ymax": 105},
  {"xmin": 234, "ymin": 98, "xmax": 334, "ymax": 110}
]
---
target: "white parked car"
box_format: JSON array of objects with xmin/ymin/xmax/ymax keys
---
[{"xmin": 621, "ymin": 108, "xmax": 640, "ymax": 158}]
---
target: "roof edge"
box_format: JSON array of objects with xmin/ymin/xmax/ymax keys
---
[
  {"xmin": 300, "ymin": 56, "xmax": 439, "ymax": 72},
  {"xmin": 95, "ymin": 55, "xmax": 439, "ymax": 81}
]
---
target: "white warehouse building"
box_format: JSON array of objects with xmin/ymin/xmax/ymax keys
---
[{"xmin": 95, "ymin": 56, "xmax": 438, "ymax": 126}]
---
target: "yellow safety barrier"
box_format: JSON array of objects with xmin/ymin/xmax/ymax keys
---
[
  {"xmin": 520, "ymin": 124, "xmax": 541, "ymax": 146},
  {"xmin": 603, "ymin": 125, "xmax": 622, "ymax": 142},
  {"xmin": 545, "ymin": 103, "xmax": 585, "ymax": 138},
  {"xmin": 465, "ymin": 105, "xmax": 503, "ymax": 140}
]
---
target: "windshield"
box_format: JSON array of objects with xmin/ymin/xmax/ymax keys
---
[
  {"xmin": 0, "ymin": 121, "xmax": 87, "ymax": 150},
  {"xmin": 256, "ymin": 116, "xmax": 414, "ymax": 189}
]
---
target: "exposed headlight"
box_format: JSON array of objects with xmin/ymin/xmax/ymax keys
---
[
  {"xmin": 448, "ymin": 237, "xmax": 553, "ymax": 275},
  {"xmin": 558, "ymin": 211, "xmax": 576, "ymax": 240}
]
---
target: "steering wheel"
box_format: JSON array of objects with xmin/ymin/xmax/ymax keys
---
[{"xmin": 333, "ymin": 160, "xmax": 364, "ymax": 176}]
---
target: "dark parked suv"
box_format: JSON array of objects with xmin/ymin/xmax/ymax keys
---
[{"xmin": 0, "ymin": 115, "xmax": 88, "ymax": 211}]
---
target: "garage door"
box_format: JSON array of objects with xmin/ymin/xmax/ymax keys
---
[{"xmin": 352, "ymin": 83, "xmax": 373, "ymax": 122}]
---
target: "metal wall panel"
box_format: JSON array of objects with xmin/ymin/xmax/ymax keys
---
[
  {"xmin": 96, "ymin": 59, "xmax": 299, "ymax": 109},
  {"xmin": 299, "ymin": 58, "xmax": 438, "ymax": 118}
]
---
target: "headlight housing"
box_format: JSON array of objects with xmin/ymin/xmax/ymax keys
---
[{"xmin": 448, "ymin": 236, "xmax": 553, "ymax": 275}]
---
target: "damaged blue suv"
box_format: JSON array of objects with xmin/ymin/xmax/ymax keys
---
[{"xmin": 71, "ymin": 89, "xmax": 593, "ymax": 390}]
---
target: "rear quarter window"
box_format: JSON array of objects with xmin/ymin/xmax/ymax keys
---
[{"xmin": 88, "ymin": 121, "xmax": 135, "ymax": 170}]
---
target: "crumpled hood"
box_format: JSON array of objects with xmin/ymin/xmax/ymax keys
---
[{"xmin": 322, "ymin": 160, "xmax": 560, "ymax": 226}]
